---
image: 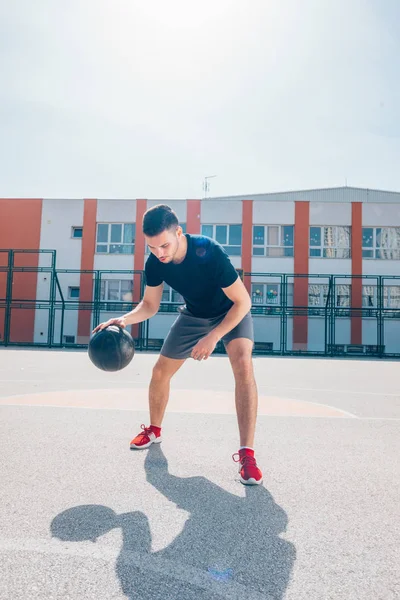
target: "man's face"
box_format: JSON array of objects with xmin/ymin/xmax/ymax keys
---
[{"xmin": 145, "ymin": 226, "xmax": 183, "ymax": 263}]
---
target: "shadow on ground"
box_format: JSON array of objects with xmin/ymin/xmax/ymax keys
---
[{"xmin": 51, "ymin": 445, "xmax": 296, "ymax": 599}]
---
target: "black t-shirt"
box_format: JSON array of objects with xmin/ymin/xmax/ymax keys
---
[{"xmin": 144, "ymin": 234, "xmax": 239, "ymax": 318}]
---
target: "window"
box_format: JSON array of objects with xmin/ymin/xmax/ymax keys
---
[
  {"xmin": 252, "ymin": 283, "xmax": 279, "ymax": 305},
  {"xmin": 68, "ymin": 286, "xmax": 80, "ymax": 299},
  {"xmin": 96, "ymin": 223, "xmax": 135, "ymax": 254},
  {"xmin": 362, "ymin": 285, "xmax": 375, "ymax": 308},
  {"xmin": 251, "ymin": 283, "xmax": 294, "ymax": 306},
  {"xmin": 386, "ymin": 287, "xmax": 400, "ymax": 308},
  {"xmin": 201, "ymin": 224, "xmax": 242, "ymax": 255},
  {"xmin": 308, "ymin": 284, "xmax": 350, "ymax": 307},
  {"xmin": 363, "ymin": 285, "xmax": 400, "ymax": 308},
  {"xmin": 252, "ymin": 225, "xmax": 294, "ymax": 257},
  {"xmin": 362, "ymin": 227, "xmax": 400, "ymax": 259},
  {"xmin": 72, "ymin": 227, "xmax": 83, "ymax": 238},
  {"xmin": 161, "ymin": 283, "xmax": 184, "ymax": 303},
  {"xmin": 309, "ymin": 226, "xmax": 351, "ymax": 258},
  {"xmin": 100, "ymin": 280, "xmax": 133, "ymax": 302}
]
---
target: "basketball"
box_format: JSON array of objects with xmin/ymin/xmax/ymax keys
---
[{"xmin": 88, "ymin": 325, "xmax": 135, "ymax": 372}]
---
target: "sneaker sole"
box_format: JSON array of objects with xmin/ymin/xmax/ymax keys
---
[
  {"xmin": 239, "ymin": 475, "xmax": 263, "ymax": 486},
  {"xmin": 130, "ymin": 436, "xmax": 162, "ymax": 450}
]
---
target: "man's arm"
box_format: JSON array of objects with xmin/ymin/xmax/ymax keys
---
[
  {"xmin": 122, "ymin": 284, "xmax": 163, "ymax": 325},
  {"xmin": 211, "ymin": 278, "xmax": 251, "ymax": 340},
  {"xmin": 92, "ymin": 284, "xmax": 163, "ymax": 332},
  {"xmin": 190, "ymin": 278, "xmax": 251, "ymax": 360}
]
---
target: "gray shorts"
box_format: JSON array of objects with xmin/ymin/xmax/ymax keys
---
[{"xmin": 160, "ymin": 307, "xmax": 254, "ymax": 360}]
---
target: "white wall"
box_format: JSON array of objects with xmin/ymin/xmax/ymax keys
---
[
  {"xmin": 230, "ymin": 256, "xmax": 241, "ymax": 269},
  {"xmin": 363, "ymin": 204, "xmax": 400, "ymax": 226},
  {"xmin": 201, "ymin": 200, "xmax": 242, "ymax": 223},
  {"xmin": 34, "ymin": 199, "xmax": 84, "ymax": 343},
  {"xmin": 51, "ymin": 307, "xmax": 85, "ymax": 345},
  {"xmin": 253, "ymin": 201, "xmax": 294, "ymax": 224},
  {"xmin": 310, "ymin": 202, "xmax": 351, "ymax": 225},
  {"xmin": 285, "ymin": 319, "xmax": 293, "ymax": 351},
  {"xmin": 148, "ymin": 314, "xmax": 178, "ymax": 339},
  {"xmin": 333, "ymin": 319, "xmax": 351, "ymax": 345},
  {"xmin": 307, "ymin": 275, "xmax": 332, "ymax": 285},
  {"xmin": 97, "ymin": 199, "xmax": 136, "ymax": 223},
  {"xmin": 308, "ymin": 318, "xmax": 327, "ymax": 351},
  {"xmin": 308, "ymin": 317, "xmax": 351, "ymax": 351},
  {"xmin": 252, "ymin": 257, "xmax": 294, "ymax": 274},
  {"xmin": 363, "ymin": 259, "xmax": 400, "ymax": 276},
  {"xmin": 362, "ymin": 319, "xmax": 379, "ymax": 346},
  {"xmin": 38, "ymin": 199, "xmax": 84, "ymax": 268},
  {"xmin": 252, "ymin": 316, "xmax": 292, "ymax": 351},
  {"xmin": 35, "ymin": 269, "xmax": 85, "ymax": 344},
  {"xmin": 253, "ymin": 315, "xmax": 282, "ymax": 351},
  {"xmin": 93, "ymin": 253, "xmax": 135, "ymax": 272},
  {"xmin": 251, "ymin": 275, "xmax": 285, "ymax": 285},
  {"xmin": 383, "ymin": 319, "xmax": 400, "ymax": 354},
  {"xmin": 309, "ymin": 258, "xmax": 351, "ymax": 276}
]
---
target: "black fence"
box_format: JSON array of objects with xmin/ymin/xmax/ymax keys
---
[{"xmin": 1, "ymin": 249, "xmax": 399, "ymax": 358}]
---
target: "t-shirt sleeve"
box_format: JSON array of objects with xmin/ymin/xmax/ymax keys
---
[
  {"xmin": 212, "ymin": 243, "xmax": 239, "ymax": 288},
  {"xmin": 144, "ymin": 256, "xmax": 163, "ymax": 287}
]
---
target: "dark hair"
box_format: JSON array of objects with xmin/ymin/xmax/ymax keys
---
[{"xmin": 142, "ymin": 204, "xmax": 179, "ymax": 236}]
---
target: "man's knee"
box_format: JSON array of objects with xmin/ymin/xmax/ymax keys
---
[
  {"xmin": 227, "ymin": 340, "xmax": 254, "ymax": 379},
  {"xmin": 152, "ymin": 362, "xmax": 166, "ymax": 382},
  {"xmin": 232, "ymin": 355, "xmax": 253, "ymax": 379},
  {"xmin": 152, "ymin": 356, "xmax": 184, "ymax": 381}
]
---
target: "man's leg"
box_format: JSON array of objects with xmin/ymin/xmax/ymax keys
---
[
  {"xmin": 225, "ymin": 338, "xmax": 258, "ymax": 447},
  {"xmin": 149, "ymin": 355, "xmax": 186, "ymax": 427}
]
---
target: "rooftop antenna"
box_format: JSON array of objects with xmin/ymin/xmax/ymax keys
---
[{"xmin": 203, "ymin": 175, "xmax": 217, "ymax": 199}]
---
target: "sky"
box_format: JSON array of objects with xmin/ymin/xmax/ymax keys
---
[{"xmin": 0, "ymin": 0, "xmax": 399, "ymax": 199}]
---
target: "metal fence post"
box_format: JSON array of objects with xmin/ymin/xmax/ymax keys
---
[
  {"xmin": 281, "ymin": 274, "xmax": 287, "ymax": 355},
  {"xmin": 378, "ymin": 276, "xmax": 383, "ymax": 356},
  {"xmin": 4, "ymin": 250, "xmax": 14, "ymax": 346},
  {"xmin": 48, "ymin": 251, "xmax": 57, "ymax": 347}
]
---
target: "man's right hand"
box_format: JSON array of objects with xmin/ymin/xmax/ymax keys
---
[{"xmin": 92, "ymin": 317, "xmax": 127, "ymax": 334}]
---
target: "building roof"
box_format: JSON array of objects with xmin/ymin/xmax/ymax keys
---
[
  {"xmin": 3, "ymin": 186, "xmax": 400, "ymax": 203},
  {"xmin": 206, "ymin": 186, "xmax": 400, "ymax": 204}
]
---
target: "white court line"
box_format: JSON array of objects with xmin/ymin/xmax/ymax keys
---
[
  {"xmin": 296, "ymin": 400, "xmax": 357, "ymax": 418},
  {"xmin": 0, "ymin": 537, "xmax": 267, "ymax": 600},
  {"xmin": 358, "ymin": 417, "xmax": 400, "ymax": 421}
]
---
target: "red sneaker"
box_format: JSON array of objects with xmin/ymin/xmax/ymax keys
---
[
  {"xmin": 232, "ymin": 449, "xmax": 263, "ymax": 485},
  {"xmin": 130, "ymin": 424, "xmax": 162, "ymax": 449}
]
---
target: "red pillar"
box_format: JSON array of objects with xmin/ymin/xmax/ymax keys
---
[
  {"xmin": 78, "ymin": 199, "xmax": 97, "ymax": 343},
  {"xmin": 351, "ymin": 202, "xmax": 363, "ymax": 344},
  {"xmin": 293, "ymin": 201, "xmax": 310, "ymax": 350},
  {"xmin": 241, "ymin": 200, "xmax": 253, "ymax": 295}
]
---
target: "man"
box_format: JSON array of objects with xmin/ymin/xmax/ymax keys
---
[{"xmin": 93, "ymin": 204, "xmax": 263, "ymax": 485}]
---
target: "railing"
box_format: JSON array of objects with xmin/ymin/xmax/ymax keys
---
[{"xmin": 0, "ymin": 249, "xmax": 399, "ymax": 357}]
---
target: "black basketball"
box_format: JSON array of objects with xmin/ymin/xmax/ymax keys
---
[{"xmin": 88, "ymin": 325, "xmax": 135, "ymax": 372}]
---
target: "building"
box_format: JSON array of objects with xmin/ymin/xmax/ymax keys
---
[{"xmin": 1, "ymin": 186, "xmax": 400, "ymax": 355}]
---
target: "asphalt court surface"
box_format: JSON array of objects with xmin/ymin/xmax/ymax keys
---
[{"xmin": 0, "ymin": 348, "xmax": 399, "ymax": 599}]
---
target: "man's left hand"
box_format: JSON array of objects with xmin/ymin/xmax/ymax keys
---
[{"xmin": 191, "ymin": 333, "xmax": 220, "ymax": 361}]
